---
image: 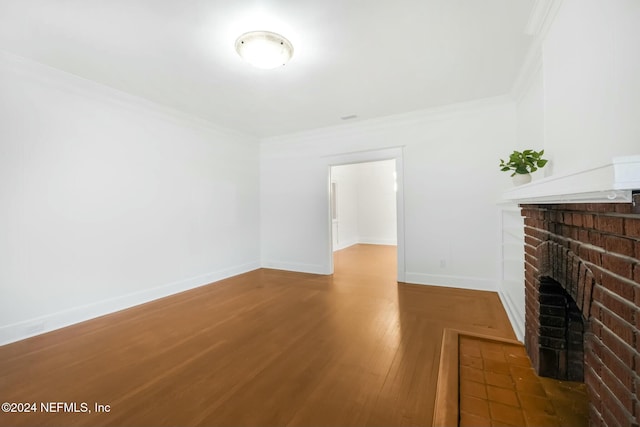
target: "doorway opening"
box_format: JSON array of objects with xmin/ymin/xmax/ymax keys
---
[
  {"xmin": 330, "ymin": 159, "xmax": 397, "ymax": 251},
  {"xmin": 325, "ymin": 147, "xmax": 404, "ymax": 282}
]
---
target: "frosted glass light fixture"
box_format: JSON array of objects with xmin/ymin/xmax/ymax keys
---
[{"xmin": 235, "ymin": 31, "xmax": 294, "ymax": 69}]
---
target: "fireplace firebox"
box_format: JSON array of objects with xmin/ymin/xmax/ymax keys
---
[{"xmin": 537, "ymin": 277, "xmax": 585, "ymax": 381}]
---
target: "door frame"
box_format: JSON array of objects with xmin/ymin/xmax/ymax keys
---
[{"xmin": 324, "ymin": 147, "xmax": 405, "ymax": 282}]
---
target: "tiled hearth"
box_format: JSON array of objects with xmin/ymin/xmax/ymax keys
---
[{"xmin": 433, "ymin": 329, "xmax": 588, "ymax": 427}]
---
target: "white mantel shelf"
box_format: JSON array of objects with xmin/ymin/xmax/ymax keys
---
[{"xmin": 502, "ymin": 156, "xmax": 640, "ymax": 204}]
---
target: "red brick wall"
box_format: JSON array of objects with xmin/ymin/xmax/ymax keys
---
[{"xmin": 521, "ymin": 202, "xmax": 640, "ymax": 427}]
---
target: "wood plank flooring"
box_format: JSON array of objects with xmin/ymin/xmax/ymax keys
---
[{"xmin": 0, "ymin": 244, "xmax": 515, "ymax": 426}]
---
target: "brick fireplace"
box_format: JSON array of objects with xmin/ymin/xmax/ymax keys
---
[{"xmin": 521, "ymin": 200, "xmax": 640, "ymax": 427}]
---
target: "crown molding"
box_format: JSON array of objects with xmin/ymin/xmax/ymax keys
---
[
  {"xmin": 525, "ymin": 0, "xmax": 556, "ymax": 36},
  {"xmin": 261, "ymin": 94, "xmax": 514, "ymax": 146},
  {"xmin": 0, "ymin": 50, "xmax": 257, "ymax": 143},
  {"xmin": 511, "ymin": 0, "xmax": 565, "ymax": 102}
]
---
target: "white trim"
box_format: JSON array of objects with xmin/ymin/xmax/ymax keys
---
[
  {"xmin": 511, "ymin": 0, "xmax": 565, "ymax": 101},
  {"xmin": 261, "ymin": 261, "xmax": 329, "ymax": 275},
  {"xmin": 502, "ymin": 156, "xmax": 640, "ymax": 204},
  {"xmin": 404, "ymin": 273, "xmax": 496, "ymax": 292},
  {"xmin": 395, "ymin": 152, "xmax": 406, "ymax": 283},
  {"xmin": 0, "ymin": 262, "xmax": 260, "ymax": 346},
  {"xmin": 333, "ymin": 240, "xmax": 359, "ymax": 252},
  {"xmin": 261, "ymin": 96, "xmax": 513, "ymax": 146},
  {"xmin": 325, "ymin": 147, "xmax": 406, "ymax": 283},
  {"xmin": 0, "ymin": 49, "xmax": 256, "ymax": 142},
  {"xmin": 498, "ymin": 290, "xmax": 525, "ymax": 341},
  {"xmin": 524, "ymin": 0, "xmax": 557, "ymax": 36},
  {"xmin": 357, "ymin": 238, "xmax": 397, "ymax": 246},
  {"xmin": 334, "ymin": 240, "xmax": 397, "ymax": 251}
]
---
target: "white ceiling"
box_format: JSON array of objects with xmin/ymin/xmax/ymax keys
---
[{"xmin": 0, "ymin": 0, "xmax": 535, "ymax": 138}]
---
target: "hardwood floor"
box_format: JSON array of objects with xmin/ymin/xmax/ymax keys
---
[{"xmin": 0, "ymin": 244, "xmax": 515, "ymax": 426}]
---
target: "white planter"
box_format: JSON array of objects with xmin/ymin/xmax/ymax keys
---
[{"xmin": 512, "ymin": 173, "xmax": 531, "ymax": 186}]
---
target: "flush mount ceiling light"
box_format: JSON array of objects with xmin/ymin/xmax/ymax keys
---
[{"xmin": 235, "ymin": 31, "xmax": 294, "ymax": 69}]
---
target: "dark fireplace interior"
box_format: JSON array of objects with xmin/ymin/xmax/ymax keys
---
[{"xmin": 537, "ymin": 277, "xmax": 584, "ymax": 382}]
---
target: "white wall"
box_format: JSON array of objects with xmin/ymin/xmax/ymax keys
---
[
  {"xmin": 0, "ymin": 52, "xmax": 260, "ymax": 345},
  {"xmin": 331, "ymin": 160, "xmax": 397, "ymax": 250},
  {"xmin": 356, "ymin": 160, "xmax": 397, "ymax": 245},
  {"xmin": 260, "ymin": 97, "xmax": 517, "ymax": 288},
  {"xmin": 516, "ymin": 65, "xmax": 545, "ymax": 165},
  {"xmin": 542, "ymin": 0, "xmax": 640, "ymax": 174}
]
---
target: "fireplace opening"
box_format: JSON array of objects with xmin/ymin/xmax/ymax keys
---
[{"xmin": 538, "ymin": 277, "xmax": 584, "ymax": 382}]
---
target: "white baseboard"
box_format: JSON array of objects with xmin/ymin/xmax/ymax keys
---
[
  {"xmin": 333, "ymin": 239, "xmax": 397, "ymax": 251},
  {"xmin": 333, "ymin": 239, "xmax": 359, "ymax": 251},
  {"xmin": 498, "ymin": 290, "xmax": 525, "ymax": 342},
  {"xmin": 261, "ymin": 260, "xmax": 330, "ymax": 275},
  {"xmin": 357, "ymin": 237, "xmax": 397, "ymax": 246},
  {"xmin": 0, "ymin": 261, "xmax": 260, "ymax": 346},
  {"xmin": 404, "ymin": 272, "xmax": 497, "ymax": 292}
]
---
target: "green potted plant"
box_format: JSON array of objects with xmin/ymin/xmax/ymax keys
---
[{"xmin": 499, "ymin": 149, "xmax": 548, "ymax": 185}]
